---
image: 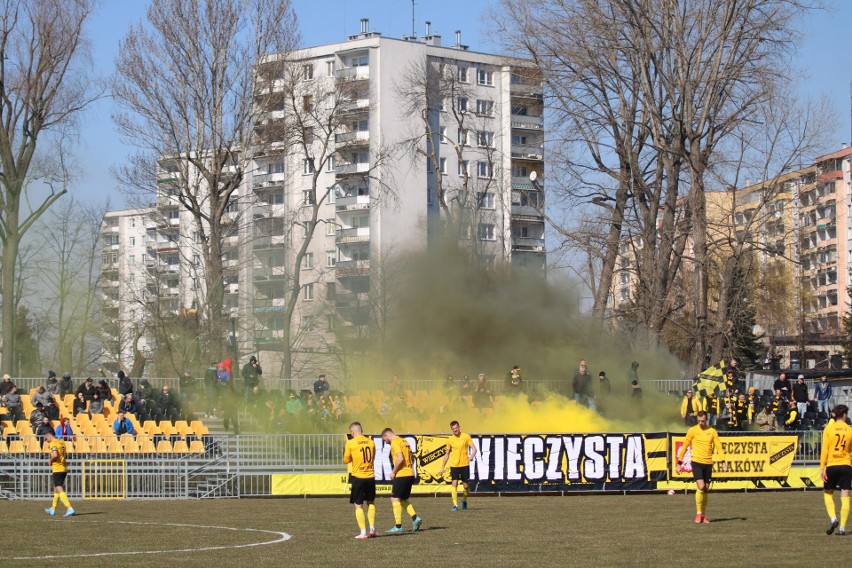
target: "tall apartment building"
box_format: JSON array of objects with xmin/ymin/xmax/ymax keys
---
[
  {"xmin": 101, "ymin": 20, "xmax": 546, "ymax": 379},
  {"xmin": 100, "ymin": 207, "xmax": 156, "ymax": 369}
]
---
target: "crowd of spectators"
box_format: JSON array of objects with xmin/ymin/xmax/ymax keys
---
[{"xmin": 679, "ymin": 360, "xmax": 838, "ymax": 432}]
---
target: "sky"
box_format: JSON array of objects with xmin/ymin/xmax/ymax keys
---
[{"xmin": 76, "ymin": 0, "xmax": 852, "ymax": 208}]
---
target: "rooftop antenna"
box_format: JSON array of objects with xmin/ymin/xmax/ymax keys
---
[{"xmin": 411, "ymin": 0, "xmax": 416, "ymax": 39}]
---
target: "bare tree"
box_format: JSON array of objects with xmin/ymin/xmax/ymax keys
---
[
  {"xmin": 112, "ymin": 0, "xmax": 299, "ymax": 362},
  {"xmin": 251, "ymin": 55, "xmax": 396, "ymax": 382},
  {"xmin": 0, "ymin": 0, "xmax": 99, "ymax": 374}
]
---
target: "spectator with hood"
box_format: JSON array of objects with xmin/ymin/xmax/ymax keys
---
[
  {"xmin": 44, "ymin": 371, "xmax": 60, "ymax": 397},
  {"xmin": 117, "ymin": 370, "xmax": 134, "ymax": 397},
  {"xmin": 58, "ymin": 372, "xmax": 74, "ymax": 397}
]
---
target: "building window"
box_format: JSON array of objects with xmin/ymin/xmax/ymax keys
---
[
  {"xmin": 478, "ymin": 192, "xmax": 495, "ymax": 209},
  {"xmin": 478, "ymin": 223, "xmax": 495, "ymax": 240},
  {"xmin": 129, "ymin": 255, "xmax": 135, "ymax": 265},
  {"xmin": 326, "ymin": 220, "xmax": 336, "ymax": 236},
  {"xmin": 350, "ymin": 55, "xmax": 368, "ymax": 67},
  {"xmin": 477, "ymin": 131, "xmax": 494, "ymax": 148},
  {"xmin": 303, "ymin": 252, "xmax": 314, "ymax": 269},
  {"xmin": 326, "ymin": 250, "xmax": 337, "ymax": 267},
  {"xmin": 477, "ymin": 69, "xmax": 493, "ymax": 86},
  {"xmin": 130, "ymin": 218, "xmax": 136, "ymax": 228},
  {"xmin": 511, "ymin": 134, "xmax": 528, "ymax": 145},
  {"xmin": 272, "ymin": 193, "xmax": 284, "ymax": 204},
  {"xmin": 512, "ymin": 165, "xmax": 528, "ymax": 178},
  {"xmin": 303, "ymin": 95, "xmax": 313, "ymax": 112},
  {"xmin": 439, "ymin": 126, "xmax": 447, "ymax": 144},
  {"xmin": 458, "ymin": 160, "xmax": 469, "ymax": 176},
  {"xmin": 457, "ymin": 128, "xmax": 469, "ymax": 145},
  {"xmin": 303, "ymin": 64, "xmax": 314, "ymax": 80},
  {"xmin": 303, "ymin": 159, "xmax": 314, "ymax": 174},
  {"xmin": 476, "ymin": 99, "xmax": 494, "ymax": 116},
  {"xmin": 326, "ymin": 60, "xmax": 335, "ymax": 75},
  {"xmin": 303, "ymin": 283, "xmax": 314, "ymax": 300},
  {"xmin": 303, "ymin": 190, "xmax": 315, "ymax": 205},
  {"xmin": 129, "ymin": 237, "xmax": 135, "ymax": 246},
  {"xmin": 327, "ymin": 156, "xmax": 335, "ymax": 172},
  {"xmin": 457, "ymin": 97, "xmax": 468, "ymax": 113},
  {"xmin": 440, "ymin": 158, "xmax": 447, "ymax": 174},
  {"xmin": 458, "ymin": 66, "xmax": 469, "ymax": 83},
  {"xmin": 477, "ymin": 161, "xmax": 493, "ymax": 179}
]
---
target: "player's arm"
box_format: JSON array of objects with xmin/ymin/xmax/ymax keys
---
[
  {"xmin": 50, "ymin": 447, "xmax": 59, "ymax": 464},
  {"xmin": 439, "ymin": 442, "xmax": 451, "ymax": 473},
  {"xmin": 819, "ymin": 426, "xmax": 831, "ymax": 480},
  {"xmin": 391, "ymin": 451, "xmax": 404, "ymax": 479},
  {"xmin": 467, "ymin": 437, "xmax": 477, "ymax": 461},
  {"xmin": 343, "ymin": 442, "xmax": 352, "ymax": 465}
]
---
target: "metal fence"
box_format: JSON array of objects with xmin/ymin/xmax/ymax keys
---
[{"xmin": 0, "ymin": 429, "xmax": 825, "ymax": 500}]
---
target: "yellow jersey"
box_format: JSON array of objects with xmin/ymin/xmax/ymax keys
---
[
  {"xmin": 390, "ymin": 436, "xmax": 415, "ymax": 477},
  {"xmin": 678, "ymin": 425, "xmax": 725, "ymax": 465},
  {"xmin": 49, "ymin": 439, "xmax": 67, "ymax": 473},
  {"xmin": 445, "ymin": 433, "xmax": 474, "ymax": 467},
  {"xmin": 820, "ymin": 419, "xmax": 852, "ymax": 469},
  {"xmin": 343, "ymin": 435, "xmax": 375, "ymax": 479}
]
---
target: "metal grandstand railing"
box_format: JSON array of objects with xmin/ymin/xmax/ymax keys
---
[{"xmin": 0, "ymin": 429, "xmax": 826, "ymax": 499}]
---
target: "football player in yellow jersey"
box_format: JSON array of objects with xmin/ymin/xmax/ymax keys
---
[
  {"xmin": 381, "ymin": 428, "xmax": 423, "ymax": 533},
  {"xmin": 343, "ymin": 422, "xmax": 377, "ymax": 539},
  {"xmin": 439, "ymin": 420, "xmax": 477, "ymax": 511},
  {"xmin": 675, "ymin": 410, "xmax": 728, "ymax": 524},
  {"xmin": 43, "ymin": 431, "xmax": 75, "ymax": 517},
  {"xmin": 820, "ymin": 404, "xmax": 852, "ymax": 535}
]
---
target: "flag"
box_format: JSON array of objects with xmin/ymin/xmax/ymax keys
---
[{"xmin": 693, "ymin": 360, "xmax": 726, "ymax": 396}]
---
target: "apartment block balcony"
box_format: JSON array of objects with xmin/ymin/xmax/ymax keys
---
[
  {"xmin": 337, "ymin": 227, "xmax": 370, "ymax": 243},
  {"xmin": 512, "ymin": 236, "xmax": 545, "ymax": 252},
  {"xmin": 335, "ymin": 194, "xmax": 370, "ymax": 211},
  {"xmin": 253, "ymin": 298, "xmax": 287, "ymax": 313},
  {"xmin": 335, "ymin": 66, "xmax": 370, "ymax": 82},
  {"xmin": 252, "ymin": 173, "xmax": 286, "ymax": 190},
  {"xmin": 335, "ymin": 162, "xmax": 370, "ymax": 176},
  {"xmin": 252, "ymin": 235, "xmax": 286, "ymax": 250},
  {"xmin": 511, "ymin": 144, "xmax": 544, "ymax": 161},
  {"xmin": 336, "ymin": 98, "xmax": 371, "ymax": 115},
  {"xmin": 335, "ymin": 130, "xmax": 370, "ymax": 146},
  {"xmin": 511, "ymin": 204, "xmax": 544, "ymax": 220},
  {"xmin": 510, "ymin": 82, "xmax": 543, "ymax": 98},
  {"xmin": 335, "ymin": 259, "xmax": 370, "ymax": 277},
  {"xmin": 510, "ymin": 114, "xmax": 544, "ymax": 130}
]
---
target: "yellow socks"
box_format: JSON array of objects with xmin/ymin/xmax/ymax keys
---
[
  {"xmin": 463, "ymin": 487, "xmax": 469, "ymax": 501},
  {"xmin": 451, "ymin": 485, "xmax": 459, "ymax": 506},
  {"xmin": 367, "ymin": 503, "xmax": 376, "ymax": 530},
  {"xmin": 392, "ymin": 501, "xmax": 402, "ymax": 526},
  {"xmin": 59, "ymin": 492, "xmax": 71, "ymax": 509},
  {"xmin": 841, "ymin": 496, "xmax": 850, "ymax": 528},
  {"xmin": 52, "ymin": 493, "xmax": 60, "ymax": 509},
  {"xmin": 355, "ymin": 508, "xmax": 366, "ymax": 530},
  {"xmin": 825, "ymin": 491, "xmax": 837, "ymax": 520},
  {"xmin": 402, "ymin": 499, "xmax": 416, "ymax": 518},
  {"xmin": 695, "ymin": 489, "xmax": 705, "ymax": 514}
]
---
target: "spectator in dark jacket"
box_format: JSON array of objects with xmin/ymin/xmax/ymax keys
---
[
  {"xmin": 792, "ymin": 375, "xmax": 809, "ymax": 419},
  {"xmin": 58, "ymin": 372, "xmax": 74, "ymax": 397},
  {"xmin": 117, "ymin": 370, "xmax": 134, "ymax": 397},
  {"xmin": 44, "ymin": 371, "xmax": 60, "ymax": 397},
  {"xmin": 118, "ymin": 393, "xmax": 141, "ymax": 421},
  {"xmin": 0, "ymin": 373, "xmax": 15, "ymax": 397},
  {"xmin": 36, "ymin": 415, "xmax": 54, "ymax": 444},
  {"xmin": 815, "ymin": 375, "xmax": 832, "ymax": 417},
  {"xmin": 773, "ymin": 373, "xmax": 792, "ymax": 400},
  {"xmin": 158, "ymin": 386, "xmax": 180, "ymax": 421},
  {"xmin": 44, "ymin": 397, "xmax": 60, "ymax": 421},
  {"xmin": 241, "ymin": 356, "xmax": 262, "ymax": 397},
  {"xmin": 4, "ymin": 385, "xmax": 25, "ymax": 422},
  {"xmin": 72, "ymin": 392, "xmax": 88, "ymax": 417},
  {"xmin": 96, "ymin": 380, "xmax": 113, "ymax": 403},
  {"xmin": 76, "ymin": 377, "xmax": 96, "ymax": 401},
  {"xmin": 29, "ymin": 403, "xmax": 46, "ymax": 428}
]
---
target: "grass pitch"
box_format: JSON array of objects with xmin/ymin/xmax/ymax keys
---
[{"xmin": 2, "ymin": 491, "xmax": 843, "ymax": 567}]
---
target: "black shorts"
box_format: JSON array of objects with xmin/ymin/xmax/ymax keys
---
[
  {"xmin": 52, "ymin": 472, "xmax": 67, "ymax": 488},
  {"xmin": 391, "ymin": 476, "xmax": 414, "ymax": 500},
  {"xmin": 825, "ymin": 465, "xmax": 852, "ymax": 491},
  {"xmin": 691, "ymin": 461, "xmax": 713, "ymax": 484},
  {"xmin": 450, "ymin": 466, "xmax": 470, "ymax": 483},
  {"xmin": 349, "ymin": 475, "xmax": 376, "ymax": 505}
]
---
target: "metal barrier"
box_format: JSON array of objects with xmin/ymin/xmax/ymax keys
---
[{"xmin": 0, "ymin": 430, "xmax": 826, "ymax": 499}]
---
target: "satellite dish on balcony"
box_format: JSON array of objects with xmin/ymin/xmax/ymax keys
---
[{"xmin": 529, "ymin": 171, "xmax": 538, "ymax": 183}]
